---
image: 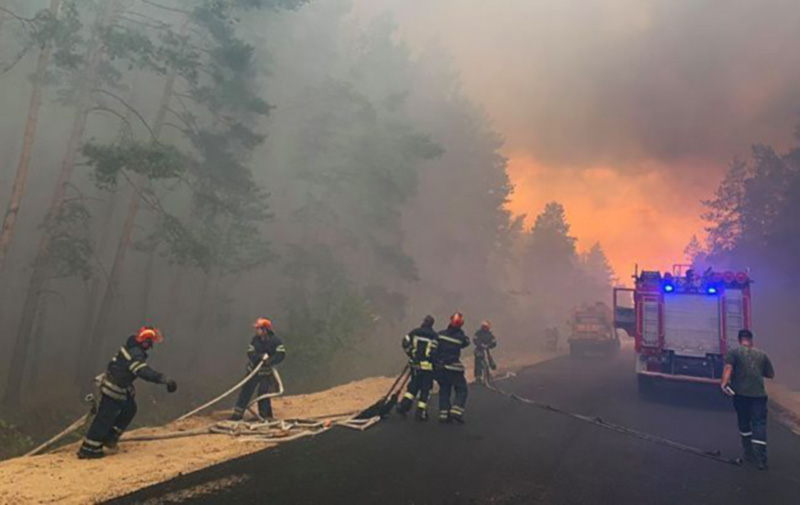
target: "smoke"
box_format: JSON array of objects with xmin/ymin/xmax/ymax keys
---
[
  {"xmin": 357, "ymin": 0, "xmax": 800, "ymax": 169},
  {"xmin": 352, "ymin": 0, "xmax": 800, "ymax": 275}
]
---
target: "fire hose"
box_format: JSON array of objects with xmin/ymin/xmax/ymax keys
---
[
  {"xmin": 478, "ymin": 356, "xmax": 741, "ymax": 467},
  {"xmin": 244, "ymin": 367, "xmax": 285, "ymax": 421},
  {"xmin": 175, "ymin": 360, "xmax": 269, "ymax": 422},
  {"xmin": 25, "ymin": 360, "xmax": 385, "ymax": 456}
]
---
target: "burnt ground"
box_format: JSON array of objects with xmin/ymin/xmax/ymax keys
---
[{"xmin": 109, "ymin": 350, "xmax": 800, "ymax": 504}]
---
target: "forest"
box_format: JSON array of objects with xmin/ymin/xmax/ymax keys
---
[
  {"xmin": 0, "ymin": 0, "xmax": 614, "ymax": 455},
  {"xmin": 691, "ymin": 126, "xmax": 800, "ymax": 388}
]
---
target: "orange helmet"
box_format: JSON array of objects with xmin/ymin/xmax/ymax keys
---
[
  {"xmin": 481, "ymin": 320, "xmax": 491, "ymax": 330},
  {"xmin": 253, "ymin": 318, "xmax": 273, "ymax": 331},
  {"xmin": 450, "ymin": 312, "xmax": 465, "ymax": 329},
  {"xmin": 136, "ymin": 326, "xmax": 163, "ymax": 344}
]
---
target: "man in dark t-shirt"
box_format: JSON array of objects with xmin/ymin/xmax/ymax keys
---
[{"xmin": 721, "ymin": 329, "xmax": 775, "ymax": 469}]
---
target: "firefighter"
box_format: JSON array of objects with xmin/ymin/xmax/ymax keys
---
[
  {"xmin": 78, "ymin": 327, "xmax": 177, "ymax": 459},
  {"xmin": 397, "ymin": 315, "xmax": 438, "ymax": 420},
  {"xmin": 544, "ymin": 326, "xmax": 560, "ymax": 352},
  {"xmin": 721, "ymin": 329, "xmax": 776, "ymax": 470},
  {"xmin": 230, "ymin": 317, "xmax": 286, "ymax": 421},
  {"xmin": 435, "ymin": 312, "xmax": 470, "ymax": 424},
  {"xmin": 473, "ymin": 320, "xmax": 497, "ymax": 385}
]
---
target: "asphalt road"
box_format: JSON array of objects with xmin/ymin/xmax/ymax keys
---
[{"xmin": 110, "ymin": 350, "xmax": 800, "ymax": 504}]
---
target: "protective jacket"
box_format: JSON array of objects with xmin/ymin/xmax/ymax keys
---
[
  {"xmin": 402, "ymin": 323, "xmax": 439, "ymax": 371},
  {"xmin": 435, "ymin": 326, "xmax": 470, "ymax": 372},
  {"xmin": 247, "ymin": 332, "xmax": 286, "ymax": 375},
  {"xmin": 100, "ymin": 336, "xmax": 165, "ymax": 400},
  {"xmin": 473, "ymin": 328, "xmax": 497, "ymax": 354}
]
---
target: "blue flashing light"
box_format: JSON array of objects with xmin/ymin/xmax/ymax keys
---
[
  {"xmin": 664, "ymin": 284, "xmax": 675, "ymax": 293},
  {"xmin": 707, "ymin": 286, "xmax": 718, "ymax": 295}
]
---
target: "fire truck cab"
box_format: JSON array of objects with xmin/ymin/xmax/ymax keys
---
[{"xmin": 614, "ymin": 265, "xmax": 752, "ymax": 392}]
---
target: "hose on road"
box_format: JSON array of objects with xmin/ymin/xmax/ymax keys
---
[{"xmin": 481, "ymin": 362, "xmax": 741, "ymax": 467}]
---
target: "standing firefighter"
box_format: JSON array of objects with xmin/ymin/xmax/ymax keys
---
[
  {"xmin": 231, "ymin": 318, "xmax": 286, "ymax": 421},
  {"xmin": 435, "ymin": 312, "xmax": 470, "ymax": 424},
  {"xmin": 473, "ymin": 320, "xmax": 497, "ymax": 385},
  {"xmin": 721, "ymin": 329, "xmax": 776, "ymax": 470},
  {"xmin": 78, "ymin": 327, "xmax": 177, "ymax": 459},
  {"xmin": 398, "ymin": 315, "xmax": 438, "ymax": 420}
]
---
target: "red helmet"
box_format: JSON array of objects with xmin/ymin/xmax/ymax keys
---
[
  {"xmin": 253, "ymin": 317, "xmax": 273, "ymax": 331},
  {"xmin": 450, "ymin": 312, "xmax": 465, "ymax": 329},
  {"xmin": 481, "ymin": 320, "xmax": 491, "ymax": 330},
  {"xmin": 136, "ymin": 326, "xmax": 163, "ymax": 344}
]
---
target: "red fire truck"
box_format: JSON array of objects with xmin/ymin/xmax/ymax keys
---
[{"xmin": 613, "ymin": 265, "xmax": 752, "ymax": 393}]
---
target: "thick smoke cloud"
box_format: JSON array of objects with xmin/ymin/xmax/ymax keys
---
[{"xmin": 356, "ymin": 0, "xmax": 800, "ymax": 170}]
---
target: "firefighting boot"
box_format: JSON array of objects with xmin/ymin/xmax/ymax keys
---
[
  {"xmin": 740, "ymin": 436, "xmax": 755, "ymax": 464},
  {"xmin": 450, "ymin": 406, "xmax": 465, "ymax": 424},
  {"xmin": 438, "ymin": 410, "xmax": 451, "ymax": 424},
  {"xmin": 753, "ymin": 443, "xmax": 768, "ymax": 470},
  {"xmin": 229, "ymin": 406, "xmax": 245, "ymax": 421},
  {"xmin": 397, "ymin": 393, "xmax": 414, "ymax": 416},
  {"xmin": 104, "ymin": 428, "xmax": 123, "ymax": 454},
  {"xmin": 415, "ymin": 403, "xmax": 429, "ymax": 422},
  {"xmin": 77, "ymin": 446, "xmax": 105, "ymax": 460}
]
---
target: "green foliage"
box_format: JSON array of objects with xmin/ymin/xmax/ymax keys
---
[
  {"xmin": 82, "ymin": 141, "xmax": 187, "ymax": 189},
  {"xmin": 101, "ymin": 22, "xmax": 162, "ymax": 72},
  {"xmin": 49, "ymin": 0, "xmax": 85, "ymax": 70},
  {"xmin": 0, "ymin": 419, "xmax": 34, "ymax": 460},
  {"xmin": 703, "ymin": 134, "xmax": 800, "ymax": 274},
  {"xmin": 45, "ymin": 201, "xmax": 93, "ymax": 281},
  {"xmin": 153, "ymin": 212, "xmax": 214, "ymax": 270},
  {"xmin": 528, "ymin": 202, "xmax": 578, "ymax": 269},
  {"xmin": 280, "ymin": 245, "xmax": 376, "ymax": 378},
  {"xmin": 582, "ymin": 242, "xmax": 615, "ymax": 287}
]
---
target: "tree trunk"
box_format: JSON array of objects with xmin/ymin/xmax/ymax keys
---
[
  {"xmin": 0, "ymin": 0, "xmax": 61, "ymax": 275},
  {"xmin": 78, "ymin": 184, "xmax": 141, "ymax": 384},
  {"xmin": 139, "ymin": 237, "xmax": 158, "ymax": 322},
  {"xmin": 2, "ymin": 1, "xmax": 116, "ymax": 407},
  {"xmin": 79, "ymin": 67, "xmax": 178, "ymax": 380},
  {"xmin": 73, "ymin": 195, "xmax": 117, "ymax": 387},
  {"xmin": 185, "ymin": 273, "xmax": 213, "ymax": 369},
  {"xmin": 27, "ymin": 293, "xmax": 49, "ymax": 391}
]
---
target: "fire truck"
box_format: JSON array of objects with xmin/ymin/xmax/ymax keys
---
[
  {"xmin": 568, "ymin": 302, "xmax": 619, "ymax": 357},
  {"xmin": 613, "ymin": 265, "xmax": 752, "ymax": 393}
]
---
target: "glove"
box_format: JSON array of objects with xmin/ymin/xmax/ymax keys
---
[
  {"xmin": 164, "ymin": 378, "xmax": 178, "ymax": 393},
  {"xmin": 261, "ymin": 353, "xmax": 271, "ymax": 362}
]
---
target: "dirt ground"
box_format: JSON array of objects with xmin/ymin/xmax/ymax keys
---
[{"xmin": 0, "ymin": 350, "xmax": 554, "ymax": 504}]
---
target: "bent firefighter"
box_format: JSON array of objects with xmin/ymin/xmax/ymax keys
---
[
  {"xmin": 78, "ymin": 327, "xmax": 177, "ymax": 459},
  {"xmin": 398, "ymin": 315, "xmax": 438, "ymax": 421},
  {"xmin": 435, "ymin": 312, "xmax": 470, "ymax": 424},
  {"xmin": 231, "ymin": 317, "xmax": 286, "ymax": 421}
]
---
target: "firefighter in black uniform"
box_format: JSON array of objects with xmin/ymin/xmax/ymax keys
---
[
  {"xmin": 78, "ymin": 327, "xmax": 177, "ymax": 459},
  {"xmin": 435, "ymin": 312, "xmax": 470, "ymax": 424},
  {"xmin": 397, "ymin": 315, "xmax": 438, "ymax": 421},
  {"xmin": 473, "ymin": 320, "xmax": 497, "ymax": 385},
  {"xmin": 231, "ymin": 318, "xmax": 286, "ymax": 421}
]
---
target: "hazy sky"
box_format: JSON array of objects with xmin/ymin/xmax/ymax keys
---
[{"xmin": 353, "ymin": 0, "xmax": 800, "ymax": 277}]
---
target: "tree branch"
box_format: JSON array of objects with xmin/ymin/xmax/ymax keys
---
[
  {"xmin": 0, "ymin": 46, "xmax": 32, "ymax": 75},
  {"xmin": 91, "ymin": 88, "xmax": 157, "ymax": 141},
  {"xmin": 137, "ymin": 0, "xmax": 191, "ymax": 16},
  {"xmin": 0, "ymin": 6, "xmax": 34, "ymax": 24},
  {"xmin": 89, "ymin": 106, "xmax": 135, "ymax": 137}
]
